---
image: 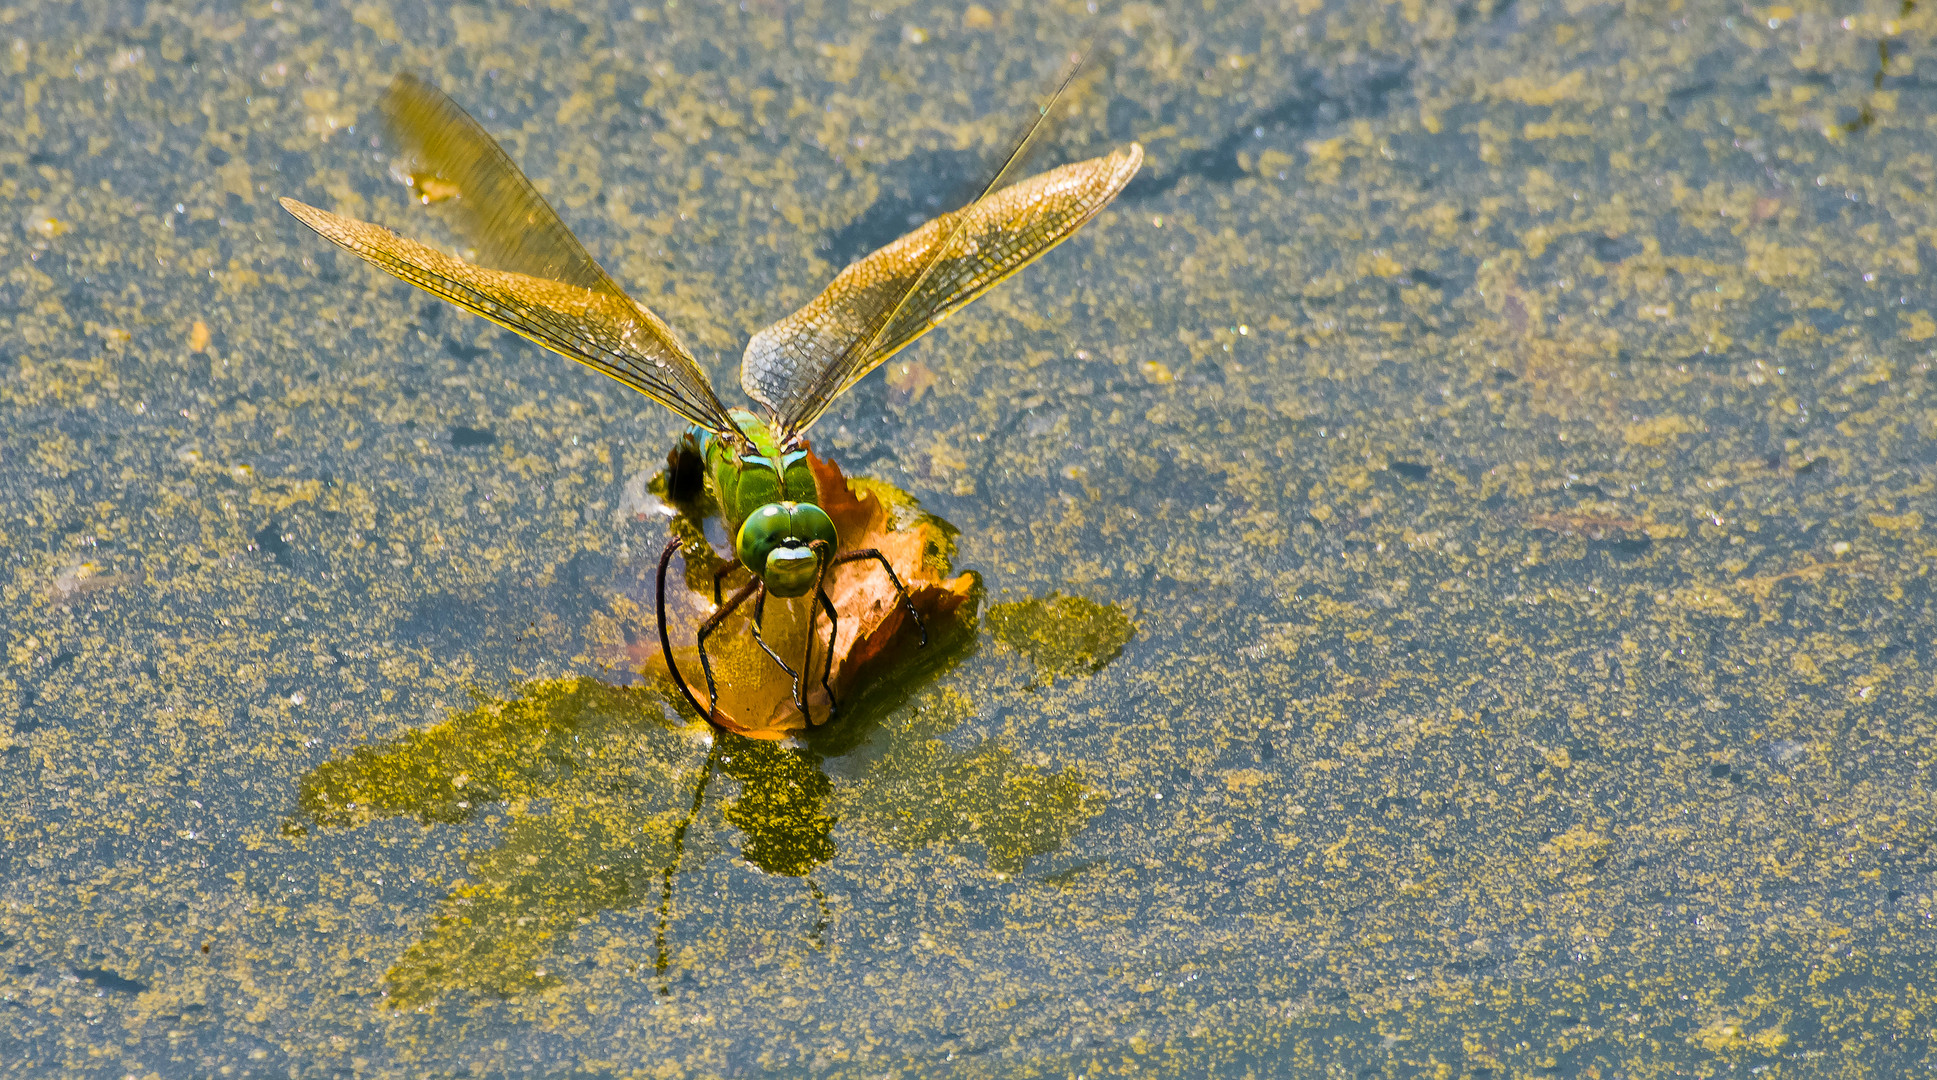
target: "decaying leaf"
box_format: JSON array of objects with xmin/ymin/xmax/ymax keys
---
[
  {"xmin": 884, "ymin": 359, "xmax": 938, "ymax": 405},
  {"xmin": 1523, "ymin": 512, "xmax": 1684, "ymax": 540},
  {"xmin": 622, "ymin": 453, "xmax": 975, "ymax": 739}
]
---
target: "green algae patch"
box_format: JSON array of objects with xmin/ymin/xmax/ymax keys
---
[
  {"xmin": 287, "ymin": 648, "xmax": 1097, "ymax": 1011},
  {"xmin": 718, "ymin": 734, "xmax": 838, "ymax": 878},
  {"xmin": 383, "ymin": 790, "xmax": 700, "ymax": 1009},
  {"xmin": 984, "ymin": 591, "xmax": 1136, "ymax": 679},
  {"xmin": 295, "ymin": 678, "xmax": 712, "ymax": 1008},
  {"xmin": 297, "ymin": 678, "xmax": 703, "ymax": 829},
  {"xmin": 841, "ymin": 688, "xmax": 1102, "ymax": 874}
]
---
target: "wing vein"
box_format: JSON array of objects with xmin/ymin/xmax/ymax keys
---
[
  {"xmin": 282, "ymin": 198, "xmax": 732, "ymax": 430},
  {"xmin": 281, "ymin": 74, "xmax": 731, "ymax": 432}
]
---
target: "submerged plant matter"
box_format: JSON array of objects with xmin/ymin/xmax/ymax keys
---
[{"xmin": 294, "ymin": 670, "xmax": 1105, "ymax": 1008}]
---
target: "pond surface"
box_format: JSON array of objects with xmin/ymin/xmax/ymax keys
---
[{"xmin": 5, "ymin": 0, "xmax": 1937, "ymax": 1075}]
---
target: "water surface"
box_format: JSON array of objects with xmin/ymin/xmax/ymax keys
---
[{"xmin": 4, "ymin": 0, "xmax": 1937, "ymax": 1075}]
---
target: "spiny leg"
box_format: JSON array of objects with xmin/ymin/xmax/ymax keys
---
[
  {"xmin": 814, "ymin": 586, "xmax": 839, "ymax": 720},
  {"xmin": 711, "ymin": 560, "xmax": 743, "ymax": 605},
  {"xmin": 696, "ymin": 577, "xmax": 763, "ymax": 721},
  {"xmin": 656, "ymin": 538, "xmax": 711, "ymax": 720},
  {"xmin": 832, "ymin": 547, "xmax": 928, "ymax": 647},
  {"xmin": 749, "ymin": 584, "xmax": 814, "ymax": 724},
  {"xmin": 802, "ymin": 539, "xmax": 838, "ymax": 723},
  {"xmin": 745, "ymin": 587, "xmax": 804, "ymax": 693},
  {"xmin": 779, "ymin": 541, "xmax": 836, "ymax": 725}
]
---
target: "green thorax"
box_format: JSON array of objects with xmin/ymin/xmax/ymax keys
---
[{"xmin": 706, "ymin": 408, "xmax": 821, "ymax": 532}]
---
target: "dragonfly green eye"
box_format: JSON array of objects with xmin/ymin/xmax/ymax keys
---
[{"xmin": 735, "ymin": 501, "xmax": 838, "ymax": 598}]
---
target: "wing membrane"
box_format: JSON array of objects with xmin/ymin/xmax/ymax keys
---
[
  {"xmin": 743, "ymin": 144, "xmax": 1142, "ymax": 433},
  {"xmin": 282, "ymin": 198, "xmax": 732, "ymax": 430},
  {"xmin": 282, "ymin": 74, "xmax": 731, "ymax": 430},
  {"xmin": 383, "ymin": 73, "xmax": 616, "ymax": 293}
]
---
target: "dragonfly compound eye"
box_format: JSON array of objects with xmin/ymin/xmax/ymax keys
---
[{"xmin": 736, "ymin": 502, "xmax": 839, "ymax": 598}]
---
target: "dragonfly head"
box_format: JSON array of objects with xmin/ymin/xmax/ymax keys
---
[{"xmin": 735, "ymin": 501, "xmax": 838, "ymax": 598}]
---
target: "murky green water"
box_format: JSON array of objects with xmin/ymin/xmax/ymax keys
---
[{"xmin": 5, "ymin": 0, "xmax": 1937, "ymax": 1075}]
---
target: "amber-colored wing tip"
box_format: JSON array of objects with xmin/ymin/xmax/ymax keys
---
[
  {"xmin": 1105, "ymin": 143, "xmax": 1144, "ymax": 201},
  {"xmin": 278, "ymin": 196, "xmax": 402, "ymax": 257},
  {"xmin": 280, "ymin": 196, "xmax": 334, "ymax": 234}
]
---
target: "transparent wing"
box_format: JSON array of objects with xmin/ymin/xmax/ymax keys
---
[
  {"xmin": 743, "ymin": 144, "xmax": 1142, "ymax": 434},
  {"xmin": 282, "ymin": 73, "xmax": 731, "ymax": 431},
  {"xmin": 383, "ymin": 73, "xmax": 615, "ymax": 292},
  {"xmin": 281, "ymin": 198, "xmax": 732, "ymax": 431}
]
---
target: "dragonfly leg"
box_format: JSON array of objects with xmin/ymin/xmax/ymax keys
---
[
  {"xmin": 745, "ymin": 587, "xmax": 804, "ymax": 691},
  {"xmin": 831, "ymin": 548, "xmax": 928, "ymax": 647},
  {"xmin": 814, "ymin": 586, "xmax": 839, "ymax": 720},
  {"xmin": 696, "ymin": 577, "xmax": 763, "ymax": 724},
  {"xmin": 749, "ymin": 576, "xmax": 817, "ymax": 724},
  {"xmin": 711, "ymin": 560, "xmax": 744, "ymax": 606},
  {"xmin": 656, "ymin": 538, "xmax": 711, "ymax": 720},
  {"xmin": 804, "ymin": 541, "xmax": 839, "ymax": 721}
]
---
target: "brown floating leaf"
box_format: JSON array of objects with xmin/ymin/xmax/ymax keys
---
[
  {"xmin": 631, "ymin": 452, "xmax": 974, "ymax": 739},
  {"xmin": 1522, "ymin": 512, "xmax": 1683, "ymax": 541},
  {"xmin": 884, "ymin": 359, "xmax": 937, "ymax": 405}
]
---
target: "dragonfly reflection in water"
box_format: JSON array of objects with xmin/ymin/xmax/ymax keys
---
[{"xmin": 281, "ymin": 70, "xmax": 1141, "ymax": 730}]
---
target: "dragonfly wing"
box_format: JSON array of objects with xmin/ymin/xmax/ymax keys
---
[
  {"xmin": 282, "ymin": 74, "xmax": 731, "ymax": 430},
  {"xmin": 282, "ymin": 198, "xmax": 733, "ymax": 430},
  {"xmin": 384, "ymin": 72, "xmax": 620, "ymax": 293},
  {"xmin": 742, "ymin": 144, "xmax": 1142, "ymax": 433}
]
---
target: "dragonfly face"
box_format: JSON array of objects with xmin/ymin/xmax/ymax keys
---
[{"xmin": 734, "ymin": 501, "xmax": 838, "ymax": 598}]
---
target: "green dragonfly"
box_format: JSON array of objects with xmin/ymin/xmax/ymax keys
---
[{"xmin": 281, "ymin": 72, "xmax": 1141, "ymax": 729}]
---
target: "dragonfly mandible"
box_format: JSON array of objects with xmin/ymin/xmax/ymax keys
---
[{"xmin": 281, "ymin": 71, "xmax": 1142, "ymax": 731}]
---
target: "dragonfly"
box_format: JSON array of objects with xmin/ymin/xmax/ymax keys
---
[{"xmin": 281, "ymin": 70, "xmax": 1142, "ymax": 730}]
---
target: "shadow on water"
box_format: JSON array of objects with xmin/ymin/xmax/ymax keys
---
[
  {"xmin": 818, "ymin": 59, "xmax": 1417, "ymax": 261},
  {"xmin": 820, "ymin": 147, "xmax": 985, "ymax": 269},
  {"xmin": 1117, "ymin": 60, "xmax": 1415, "ymax": 202},
  {"xmin": 287, "ymin": 590, "xmax": 1134, "ymax": 1010}
]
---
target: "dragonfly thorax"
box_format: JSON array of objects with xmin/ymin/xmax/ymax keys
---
[
  {"xmin": 704, "ymin": 411, "xmax": 820, "ymax": 532},
  {"xmin": 691, "ymin": 410, "xmax": 834, "ymax": 597}
]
